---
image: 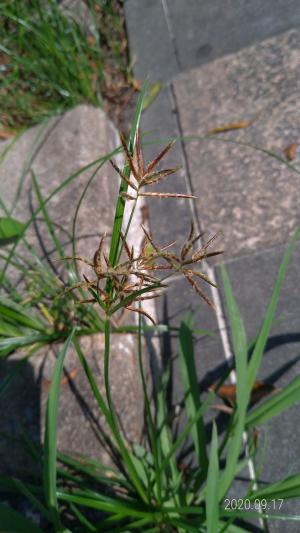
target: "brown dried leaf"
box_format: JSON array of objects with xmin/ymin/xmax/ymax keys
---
[
  {"xmin": 208, "ymin": 120, "xmax": 252, "ymax": 134},
  {"xmin": 87, "ymin": 36, "xmax": 96, "ymax": 47},
  {"xmin": 209, "ymin": 381, "xmax": 279, "ymax": 407},
  {"xmin": 283, "ymin": 142, "xmax": 297, "ymax": 161},
  {"xmin": 42, "ymin": 378, "xmax": 51, "ymax": 390}
]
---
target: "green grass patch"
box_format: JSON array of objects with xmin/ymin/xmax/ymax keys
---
[{"xmin": 0, "ymin": 0, "xmax": 131, "ymax": 130}]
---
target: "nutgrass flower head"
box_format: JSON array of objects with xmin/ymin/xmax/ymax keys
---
[
  {"xmin": 63, "ymin": 133, "xmax": 223, "ymax": 319},
  {"xmin": 110, "ymin": 130, "xmax": 197, "ymax": 201}
]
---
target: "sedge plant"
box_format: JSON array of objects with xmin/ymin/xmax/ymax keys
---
[{"xmin": 2, "ymin": 90, "xmax": 300, "ymax": 532}]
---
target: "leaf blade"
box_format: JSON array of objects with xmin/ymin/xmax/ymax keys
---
[{"xmin": 43, "ymin": 329, "xmax": 74, "ymax": 529}]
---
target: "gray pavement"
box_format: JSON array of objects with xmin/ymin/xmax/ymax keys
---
[
  {"xmin": 125, "ymin": 0, "xmax": 300, "ymax": 80},
  {"xmin": 125, "ymin": 2, "xmax": 300, "ymax": 531}
]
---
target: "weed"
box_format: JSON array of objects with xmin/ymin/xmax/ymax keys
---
[
  {"xmin": 1, "ymin": 88, "xmax": 300, "ymax": 532},
  {"xmin": 0, "ymin": 0, "xmax": 132, "ymax": 130}
]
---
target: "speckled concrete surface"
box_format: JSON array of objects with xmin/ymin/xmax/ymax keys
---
[
  {"xmin": 173, "ymin": 29, "xmax": 300, "ymax": 260},
  {"xmin": 41, "ymin": 334, "xmax": 144, "ymax": 464},
  {"xmin": 166, "ymin": 0, "xmax": 300, "ymax": 71},
  {"xmin": 125, "ymin": 0, "xmax": 300, "ymax": 80},
  {"xmin": 0, "ymin": 332, "xmax": 144, "ymax": 476},
  {"xmin": 0, "ymin": 105, "xmax": 118, "ymax": 264}
]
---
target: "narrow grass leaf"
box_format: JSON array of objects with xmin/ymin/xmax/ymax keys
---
[
  {"xmin": 43, "ymin": 329, "xmax": 74, "ymax": 529},
  {"xmin": 31, "ymin": 171, "xmax": 65, "ymax": 260},
  {"xmin": 178, "ymin": 313, "xmax": 208, "ymax": 473},
  {"xmin": 142, "ymin": 82, "xmax": 162, "ymax": 111},
  {"xmin": 102, "ymin": 319, "xmax": 148, "ymax": 503},
  {"xmin": 0, "ymin": 333, "xmax": 56, "ymax": 357},
  {"xmin": 57, "ymin": 490, "xmax": 154, "ymax": 519},
  {"xmin": 69, "ymin": 503, "xmax": 97, "ymax": 532},
  {"xmin": 220, "ymin": 265, "xmax": 248, "ymax": 407},
  {"xmin": 145, "ymin": 135, "xmax": 300, "ymax": 176},
  {"xmin": 248, "ymin": 225, "xmax": 300, "ymax": 390},
  {"xmin": 159, "ymin": 389, "xmax": 219, "ymax": 472},
  {"xmin": 219, "ymin": 266, "xmax": 249, "ymax": 500},
  {"xmin": 137, "ymin": 312, "xmax": 162, "ymax": 502},
  {"xmin": 205, "ymin": 422, "xmax": 219, "ymax": 532},
  {"xmin": 249, "ymin": 473, "xmax": 300, "ymax": 500},
  {"xmin": 72, "ymin": 336, "xmax": 111, "ymax": 423},
  {"xmin": 0, "ymin": 297, "xmax": 45, "ymax": 331},
  {"xmin": 1, "ymin": 149, "xmax": 120, "ymax": 284},
  {"xmin": 246, "ymin": 373, "xmax": 300, "ymax": 428},
  {"xmin": 155, "ymin": 370, "xmax": 182, "ymax": 504}
]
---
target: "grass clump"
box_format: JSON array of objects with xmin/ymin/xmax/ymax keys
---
[
  {"xmin": 0, "ymin": 0, "xmax": 132, "ymax": 131},
  {"xmin": 1, "ymin": 89, "xmax": 300, "ymax": 532}
]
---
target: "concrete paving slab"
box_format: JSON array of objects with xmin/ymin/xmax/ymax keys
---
[
  {"xmin": 125, "ymin": 0, "xmax": 300, "ymax": 81},
  {"xmin": 216, "ymin": 240, "xmax": 300, "ymax": 529},
  {"xmin": 174, "ymin": 29, "xmax": 300, "ymax": 260},
  {"xmin": 166, "ymin": 0, "xmax": 300, "ymax": 71},
  {"xmin": 140, "ymin": 86, "xmax": 192, "ymax": 247},
  {"xmin": 139, "ymin": 85, "xmax": 223, "ymax": 270},
  {"xmin": 0, "ymin": 105, "xmax": 119, "ymax": 265},
  {"xmin": 0, "ymin": 333, "xmax": 144, "ymax": 476},
  {"xmin": 155, "ymin": 276, "xmax": 225, "ymax": 404},
  {"xmin": 124, "ymin": 0, "xmax": 179, "ymax": 82}
]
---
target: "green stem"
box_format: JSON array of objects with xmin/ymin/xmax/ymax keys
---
[
  {"xmin": 105, "ymin": 83, "xmax": 148, "ymax": 296},
  {"xmin": 137, "ymin": 310, "xmax": 162, "ymax": 504},
  {"xmin": 103, "ymin": 316, "xmax": 149, "ymax": 504}
]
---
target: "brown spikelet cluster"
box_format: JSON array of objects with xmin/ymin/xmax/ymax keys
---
[
  {"xmin": 63, "ymin": 132, "xmax": 223, "ymax": 321},
  {"xmin": 64, "ymin": 223, "xmax": 223, "ymax": 321},
  {"xmin": 110, "ymin": 130, "xmax": 197, "ymax": 201},
  {"xmin": 63, "ymin": 232, "xmax": 167, "ymax": 323},
  {"xmin": 139, "ymin": 222, "xmax": 223, "ymax": 309}
]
